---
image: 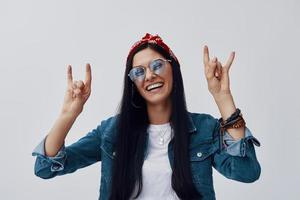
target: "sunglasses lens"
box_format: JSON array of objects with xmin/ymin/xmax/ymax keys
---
[
  {"xmin": 150, "ymin": 59, "xmax": 165, "ymax": 74},
  {"xmin": 129, "ymin": 59, "xmax": 168, "ymax": 82},
  {"xmin": 129, "ymin": 67, "xmax": 145, "ymax": 82}
]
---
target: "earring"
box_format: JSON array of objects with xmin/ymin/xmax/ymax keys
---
[{"xmin": 131, "ymin": 84, "xmax": 142, "ymax": 109}]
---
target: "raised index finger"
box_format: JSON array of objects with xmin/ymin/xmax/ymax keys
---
[
  {"xmin": 67, "ymin": 65, "xmax": 73, "ymax": 87},
  {"xmin": 203, "ymin": 45, "xmax": 210, "ymax": 65},
  {"xmin": 84, "ymin": 63, "xmax": 92, "ymax": 87}
]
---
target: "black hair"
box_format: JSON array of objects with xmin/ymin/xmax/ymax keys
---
[{"xmin": 109, "ymin": 42, "xmax": 202, "ymax": 200}]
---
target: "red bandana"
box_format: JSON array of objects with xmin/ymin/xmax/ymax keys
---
[{"xmin": 127, "ymin": 33, "xmax": 178, "ymax": 62}]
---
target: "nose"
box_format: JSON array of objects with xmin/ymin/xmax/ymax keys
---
[{"xmin": 144, "ymin": 67, "xmax": 156, "ymax": 82}]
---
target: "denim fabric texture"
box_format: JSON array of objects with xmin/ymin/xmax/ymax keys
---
[{"xmin": 32, "ymin": 112, "xmax": 261, "ymax": 200}]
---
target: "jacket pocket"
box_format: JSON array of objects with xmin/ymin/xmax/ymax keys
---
[
  {"xmin": 189, "ymin": 139, "xmax": 216, "ymax": 184},
  {"xmin": 100, "ymin": 138, "xmax": 116, "ymax": 160},
  {"xmin": 100, "ymin": 138, "xmax": 115, "ymax": 185}
]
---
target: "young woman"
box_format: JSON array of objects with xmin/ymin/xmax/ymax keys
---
[{"xmin": 32, "ymin": 33, "xmax": 261, "ymax": 200}]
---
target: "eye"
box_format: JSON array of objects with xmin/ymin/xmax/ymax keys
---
[
  {"xmin": 150, "ymin": 59, "xmax": 164, "ymax": 71},
  {"xmin": 134, "ymin": 67, "xmax": 145, "ymax": 76}
]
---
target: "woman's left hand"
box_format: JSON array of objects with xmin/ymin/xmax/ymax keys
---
[{"xmin": 203, "ymin": 45, "xmax": 235, "ymax": 98}]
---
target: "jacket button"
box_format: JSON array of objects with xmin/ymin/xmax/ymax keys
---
[{"xmin": 197, "ymin": 152, "xmax": 202, "ymax": 157}]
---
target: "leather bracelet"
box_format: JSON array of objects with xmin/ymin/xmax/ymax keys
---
[
  {"xmin": 229, "ymin": 116, "xmax": 246, "ymax": 129},
  {"xmin": 218, "ymin": 108, "xmax": 241, "ymax": 126},
  {"xmin": 219, "ymin": 108, "xmax": 246, "ymax": 133},
  {"xmin": 221, "ymin": 113, "xmax": 243, "ymax": 127},
  {"xmin": 220, "ymin": 116, "xmax": 246, "ymax": 133}
]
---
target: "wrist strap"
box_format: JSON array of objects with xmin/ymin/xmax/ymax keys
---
[{"xmin": 218, "ymin": 108, "xmax": 246, "ymax": 134}]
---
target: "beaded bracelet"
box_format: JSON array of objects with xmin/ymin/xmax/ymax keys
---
[
  {"xmin": 218, "ymin": 108, "xmax": 241, "ymax": 125},
  {"xmin": 218, "ymin": 108, "xmax": 246, "ymax": 134}
]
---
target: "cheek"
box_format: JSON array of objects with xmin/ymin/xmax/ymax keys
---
[
  {"xmin": 167, "ymin": 78, "xmax": 173, "ymax": 94},
  {"xmin": 166, "ymin": 69, "xmax": 173, "ymax": 90},
  {"xmin": 134, "ymin": 83, "xmax": 145, "ymax": 96}
]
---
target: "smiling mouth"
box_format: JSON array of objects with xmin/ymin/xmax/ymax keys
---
[{"xmin": 146, "ymin": 82, "xmax": 164, "ymax": 91}]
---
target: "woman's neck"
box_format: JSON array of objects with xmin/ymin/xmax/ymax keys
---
[{"xmin": 146, "ymin": 98, "xmax": 172, "ymax": 125}]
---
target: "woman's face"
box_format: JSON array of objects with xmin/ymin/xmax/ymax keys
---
[{"xmin": 132, "ymin": 48, "xmax": 173, "ymax": 106}]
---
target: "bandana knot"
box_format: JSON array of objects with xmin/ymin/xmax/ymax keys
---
[{"xmin": 127, "ymin": 33, "xmax": 178, "ymax": 62}]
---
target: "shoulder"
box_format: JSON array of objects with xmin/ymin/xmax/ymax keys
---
[
  {"xmin": 97, "ymin": 114, "xmax": 120, "ymax": 141},
  {"xmin": 188, "ymin": 111, "xmax": 218, "ymax": 128},
  {"xmin": 187, "ymin": 111, "xmax": 220, "ymax": 140},
  {"xmin": 99, "ymin": 114, "xmax": 119, "ymax": 130}
]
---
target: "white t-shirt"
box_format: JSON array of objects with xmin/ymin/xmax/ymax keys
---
[{"xmin": 131, "ymin": 122, "xmax": 180, "ymax": 200}]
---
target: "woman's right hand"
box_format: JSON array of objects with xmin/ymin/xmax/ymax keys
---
[{"xmin": 61, "ymin": 63, "xmax": 92, "ymax": 117}]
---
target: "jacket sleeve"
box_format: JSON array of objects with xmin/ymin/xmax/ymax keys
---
[
  {"xmin": 32, "ymin": 121, "xmax": 104, "ymax": 179},
  {"xmin": 211, "ymin": 116, "xmax": 261, "ymax": 183}
]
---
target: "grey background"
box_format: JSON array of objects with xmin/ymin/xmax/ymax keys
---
[{"xmin": 0, "ymin": 0, "xmax": 299, "ymax": 199}]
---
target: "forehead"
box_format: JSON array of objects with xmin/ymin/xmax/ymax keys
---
[{"xmin": 132, "ymin": 48, "xmax": 165, "ymax": 67}]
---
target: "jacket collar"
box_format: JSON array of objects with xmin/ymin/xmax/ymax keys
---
[
  {"xmin": 104, "ymin": 112, "xmax": 197, "ymax": 143},
  {"xmin": 187, "ymin": 112, "xmax": 197, "ymax": 133}
]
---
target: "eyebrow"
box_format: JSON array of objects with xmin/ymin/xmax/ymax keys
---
[{"xmin": 132, "ymin": 57, "xmax": 163, "ymax": 68}]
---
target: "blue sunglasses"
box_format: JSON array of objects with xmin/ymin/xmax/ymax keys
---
[{"xmin": 128, "ymin": 58, "xmax": 171, "ymax": 82}]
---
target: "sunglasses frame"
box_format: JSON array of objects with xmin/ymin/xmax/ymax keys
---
[{"xmin": 128, "ymin": 58, "xmax": 172, "ymax": 82}]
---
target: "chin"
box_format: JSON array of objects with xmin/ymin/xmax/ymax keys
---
[
  {"xmin": 145, "ymin": 96, "xmax": 169, "ymax": 105},
  {"xmin": 142, "ymin": 88, "xmax": 172, "ymax": 106}
]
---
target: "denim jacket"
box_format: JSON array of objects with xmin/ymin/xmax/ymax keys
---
[{"xmin": 32, "ymin": 112, "xmax": 261, "ymax": 200}]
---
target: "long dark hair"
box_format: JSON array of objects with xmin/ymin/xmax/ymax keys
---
[{"xmin": 109, "ymin": 42, "xmax": 202, "ymax": 200}]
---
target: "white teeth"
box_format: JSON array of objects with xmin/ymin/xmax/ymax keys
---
[{"xmin": 146, "ymin": 82, "xmax": 163, "ymax": 91}]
